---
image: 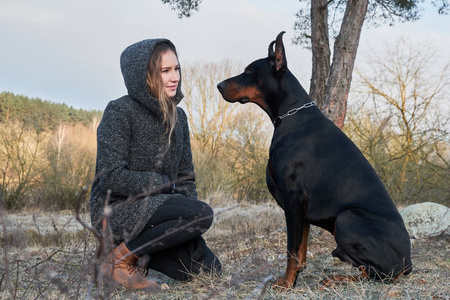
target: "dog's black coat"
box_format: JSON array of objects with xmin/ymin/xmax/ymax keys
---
[{"xmin": 217, "ymin": 32, "xmax": 412, "ymax": 288}]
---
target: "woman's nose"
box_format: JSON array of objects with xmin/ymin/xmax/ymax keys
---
[{"xmin": 171, "ymin": 71, "xmax": 180, "ymax": 82}]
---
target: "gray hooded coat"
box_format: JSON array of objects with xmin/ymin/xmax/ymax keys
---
[{"xmin": 90, "ymin": 39, "xmax": 197, "ymax": 244}]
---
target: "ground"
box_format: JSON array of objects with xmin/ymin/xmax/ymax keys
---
[{"xmin": 1, "ymin": 202, "xmax": 449, "ymax": 299}]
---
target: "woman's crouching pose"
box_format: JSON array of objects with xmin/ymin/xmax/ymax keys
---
[{"xmin": 89, "ymin": 38, "xmax": 221, "ymax": 289}]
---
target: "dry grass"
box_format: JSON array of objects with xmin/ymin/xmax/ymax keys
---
[{"xmin": 1, "ymin": 201, "xmax": 449, "ymax": 299}]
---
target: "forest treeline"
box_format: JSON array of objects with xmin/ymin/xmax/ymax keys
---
[{"xmin": 0, "ymin": 91, "xmax": 103, "ymax": 129}]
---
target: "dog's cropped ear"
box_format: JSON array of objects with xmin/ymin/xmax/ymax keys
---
[{"xmin": 268, "ymin": 31, "xmax": 287, "ymax": 78}]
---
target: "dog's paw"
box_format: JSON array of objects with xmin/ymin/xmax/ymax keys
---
[{"xmin": 273, "ymin": 277, "xmax": 294, "ymax": 291}]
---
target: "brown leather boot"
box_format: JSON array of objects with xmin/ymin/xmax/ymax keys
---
[{"xmin": 101, "ymin": 242, "xmax": 157, "ymax": 289}]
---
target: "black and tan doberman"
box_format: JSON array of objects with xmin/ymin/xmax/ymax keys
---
[{"xmin": 217, "ymin": 32, "xmax": 412, "ymax": 289}]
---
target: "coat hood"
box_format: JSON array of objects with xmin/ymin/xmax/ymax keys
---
[{"xmin": 120, "ymin": 38, "xmax": 184, "ymax": 116}]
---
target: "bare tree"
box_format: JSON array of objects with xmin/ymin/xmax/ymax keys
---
[
  {"xmin": 182, "ymin": 61, "xmax": 272, "ymax": 201},
  {"xmin": 181, "ymin": 61, "xmax": 241, "ymax": 198},
  {"xmin": 0, "ymin": 121, "xmax": 49, "ymax": 208},
  {"xmin": 348, "ymin": 38, "xmax": 450, "ymax": 203},
  {"xmin": 359, "ymin": 38, "xmax": 449, "ymax": 183},
  {"xmin": 228, "ymin": 107, "xmax": 272, "ymax": 201},
  {"xmin": 182, "ymin": 61, "xmax": 241, "ymax": 156}
]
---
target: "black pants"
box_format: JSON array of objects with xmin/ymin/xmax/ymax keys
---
[{"xmin": 126, "ymin": 197, "xmax": 221, "ymax": 281}]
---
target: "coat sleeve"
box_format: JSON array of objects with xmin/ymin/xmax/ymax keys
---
[
  {"xmin": 95, "ymin": 101, "xmax": 166, "ymax": 198},
  {"xmin": 175, "ymin": 108, "xmax": 198, "ymax": 199}
]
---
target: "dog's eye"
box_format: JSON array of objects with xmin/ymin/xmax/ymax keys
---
[{"xmin": 245, "ymin": 67, "xmax": 253, "ymax": 74}]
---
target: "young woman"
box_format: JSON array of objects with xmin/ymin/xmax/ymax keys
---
[{"xmin": 89, "ymin": 38, "xmax": 221, "ymax": 289}]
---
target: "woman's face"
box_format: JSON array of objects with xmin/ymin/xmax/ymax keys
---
[{"xmin": 160, "ymin": 50, "xmax": 180, "ymax": 98}]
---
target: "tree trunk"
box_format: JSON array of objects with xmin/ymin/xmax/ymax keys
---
[
  {"xmin": 309, "ymin": 0, "xmax": 331, "ymax": 110},
  {"xmin": 323, "ymin": 0, "xmax": 369, "ymax": 129}
]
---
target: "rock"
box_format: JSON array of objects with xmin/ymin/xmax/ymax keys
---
[{"xmin": 400, "ymin": 202, "xmax": 450, "ymax": 239}]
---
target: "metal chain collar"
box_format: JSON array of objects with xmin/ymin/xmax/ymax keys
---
[{"xmin": 273, "ymin": 101, "xmax": 316, "ymax": 124}]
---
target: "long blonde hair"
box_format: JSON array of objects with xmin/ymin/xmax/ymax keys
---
[{"xmin": 146, "ymin": 42, "xmax": 179, "ymax": 149}]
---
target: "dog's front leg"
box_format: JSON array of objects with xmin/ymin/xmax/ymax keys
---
[{"xmin": 274, "ymin": 202, "xmax": 309, "ymax": 289}]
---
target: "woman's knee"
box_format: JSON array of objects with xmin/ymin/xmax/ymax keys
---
[
  {"xmin": 191, "ymin": 202, "xmax": 213, "ymax": 232},
  {"xmin": 170, "ymin": 197, "xmax": 214, "ymax": 229}
]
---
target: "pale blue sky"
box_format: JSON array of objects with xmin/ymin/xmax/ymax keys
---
[{"xmin": 1, "ymin": 0, "xmax": 449, "ymax": 110}]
